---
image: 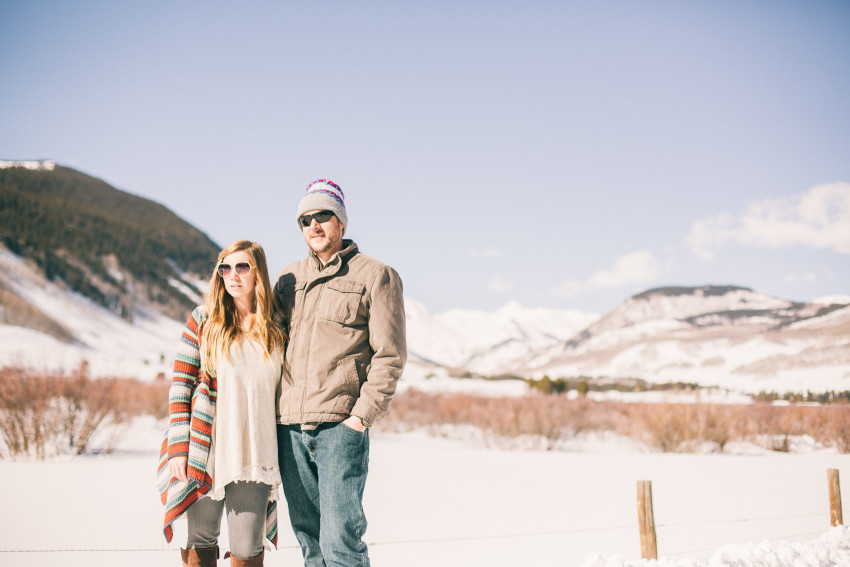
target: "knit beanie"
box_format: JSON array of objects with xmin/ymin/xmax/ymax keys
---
[{"xmin": 296, "ymin": 179, "xmax": 348, "ymax": 234}]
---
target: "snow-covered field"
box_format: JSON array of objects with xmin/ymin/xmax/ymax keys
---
[{"xmin": 1, "ymin": 417, "xmax": 849, "ymax": 567}]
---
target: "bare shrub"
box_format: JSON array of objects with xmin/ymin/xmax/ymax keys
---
[
  {"xmin": 0, "ymin": 364, "xmax": 170, "ymax": 459},
  {"xmin": 59, "ymin": 363, "xmax": 124, "ymax": 454},
  {"xmin": 747, "ymin": 402, "xmax": 788, "ymax": 451},
  {"xmin": 631, "ymin": 404, "xmax": 705, "ymax": 452},
  {"xmin": 370, "ymin": 389, "xmax": 850, "ymax": 454},
  {"xmin": 624, "ymin": 402, "xmax": 840, "ymax": 453},
  {"xmin": 745, "ymin": 403, "xmax": 831, "ymax": 452},
  {"xmin": 0, "ymin": 366, "xmax": 63, "ymax": 458},
  {"xmin": 475, "ymin": 395, "xmax": 578, "ymax": 448},
  {"xmin": 701, "ymin": 404, "xmax": 739, "ymax": 452},
  {"xmin": 627, "ymin": 403, "xmax": 736, "ymax": 453},
  {"xmin": 385, "ymin": 389, "xmax": 615, "ymax": 449},
  {"xmin": 106, "ymin": 377, "xmax": 170, "ymax": 421},
  {"xmin": 813, "ymin": 404, "xmax": 850, "ymax": 453}
]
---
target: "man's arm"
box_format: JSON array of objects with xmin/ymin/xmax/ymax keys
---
[{"xmin": 350, "ymin": 266, "xmax": 407, "ymax": 426}]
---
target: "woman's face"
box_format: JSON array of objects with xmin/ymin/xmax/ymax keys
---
[{"xmin": 219, "ymin": 250, "xmax": 257, "ymax": 302}]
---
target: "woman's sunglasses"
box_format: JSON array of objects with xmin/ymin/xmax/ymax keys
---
[
  {"xmin": 298, "ymin": 210, "xmax": 336, "ymax": 228},
  {"xmin": 217, "ymin": 262, "xmax": 253, "ymax": 277}
]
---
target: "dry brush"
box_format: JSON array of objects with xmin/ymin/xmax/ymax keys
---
[
  {"xmin": 0, "ymin": 364, "xmax": 169, "ymax": 458},
  {"xmin": 384, "ymin": 389, "xmax": 850, "ymax": 453}
]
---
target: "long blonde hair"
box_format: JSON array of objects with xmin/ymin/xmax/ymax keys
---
[{"xmin": 201, "ymin": 240, "xmax": 285, "ymax": 374}]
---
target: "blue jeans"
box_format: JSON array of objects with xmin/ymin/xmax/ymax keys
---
[{"xmin": 278, "ymin": 422, "xmax": 370, "ymax": 567}]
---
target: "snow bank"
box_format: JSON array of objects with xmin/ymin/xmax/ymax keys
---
[{"xmin": 581, "ymin": 525, "xmax": 850, "ymax": 566}]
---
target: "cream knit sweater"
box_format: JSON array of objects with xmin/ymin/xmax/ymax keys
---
[{"xmin": 206, "ymin": 339, "xmax": 283, "ymax": 501}]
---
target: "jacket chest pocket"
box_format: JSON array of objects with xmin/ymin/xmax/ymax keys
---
[
  {"xmin": 279, "ymin": 281, "xmax": 306, "ymax": 328},
  {"xmin": 319, "ymin": 280, "xmax": 366, "ymax": 325}
]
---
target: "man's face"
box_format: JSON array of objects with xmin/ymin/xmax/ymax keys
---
[{"xmin": 300, "ymin": 209, "xmax": 344, "ymax": 260}]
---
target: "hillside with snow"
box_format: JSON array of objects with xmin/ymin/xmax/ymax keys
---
[
  {"xmin": 0, "ymin": 244, "xmax": 183, "ymax": 379},
  {"xmin": 0, "ymin": 164, "xmax": 218, "ymax": 322},
  {"xmin": 517, "ymin": 286, "xmax": 850, "ymax": 393},
  {"xmin": 405, "ymin": 298, "xmax": 599, "ymax": 374}
]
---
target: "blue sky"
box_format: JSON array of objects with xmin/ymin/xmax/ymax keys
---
[{"xmin": 2, "ymin": 1, "xmax": 849, "ymax": 314}]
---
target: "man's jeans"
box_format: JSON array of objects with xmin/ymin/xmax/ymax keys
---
[{"xmin": 278, "ymin": 422, "xmax": 370, "ymax": 567}]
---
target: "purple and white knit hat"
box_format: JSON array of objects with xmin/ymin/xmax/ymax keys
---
[{"xmin": 296, "ymin": 179, "xmax": 347, "ymax": 233}]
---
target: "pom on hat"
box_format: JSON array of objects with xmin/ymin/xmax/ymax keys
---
[{"xmin": 296, "ymin": 179, "xmax": 348, "ymax": 233}]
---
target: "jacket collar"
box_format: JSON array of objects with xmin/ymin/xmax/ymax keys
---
[{"xmin": 309, "ymin": 239, "xmax": 359, "ymax": 274}]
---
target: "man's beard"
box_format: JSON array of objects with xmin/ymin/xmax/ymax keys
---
[{"xmin": 309, "ymin": 233, "xmax": 341, "ymax": 256}]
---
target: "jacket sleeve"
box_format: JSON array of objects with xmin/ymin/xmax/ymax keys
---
[
  {"xmin": 351, "ymin": 266, "xmax": 407, "ymax": 425},
  {"xmin": 166, "ymin": 307, "xmax": 205, "ymax": 459}
]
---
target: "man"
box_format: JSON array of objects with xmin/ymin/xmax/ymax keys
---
[{"xmin": 274, "ymin": 179, "xmax": 407, "ymax": 566}]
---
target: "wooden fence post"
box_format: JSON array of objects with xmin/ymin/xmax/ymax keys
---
[
  {"xmin": 637, "ymin": 480, "xmax": 658, "ymax": 559},
  {"xmin": 828, "ymin": 469, "xmax": 843, "ymax": 527}
]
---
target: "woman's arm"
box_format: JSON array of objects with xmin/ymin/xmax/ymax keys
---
[{"xmin": 166, "ymin": 308, "xmax": 206, "ymax": 477}]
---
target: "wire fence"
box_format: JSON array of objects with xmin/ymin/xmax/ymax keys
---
[{"xmin": 0, "ymin": 511, "xmax": 836, "ymax": 558}]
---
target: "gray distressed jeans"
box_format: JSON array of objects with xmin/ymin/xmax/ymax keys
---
[{"xmin": 186, "ymin": 481, "xmax": 269, "ymax": 559}]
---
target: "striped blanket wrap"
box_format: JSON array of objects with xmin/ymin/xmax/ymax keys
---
[{"xmin": 156, "ymin": 307, "xmax": 278, "ymax": 547}]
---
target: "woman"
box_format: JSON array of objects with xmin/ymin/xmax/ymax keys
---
[{"xmin": 157, "ymin": 240, "xmax": 285, "ymax": 567}]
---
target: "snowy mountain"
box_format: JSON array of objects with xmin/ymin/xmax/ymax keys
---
[
  {"xmin": 0, "ymin": 163, "xmax": 218, "ymax": 379},
  {"xmin": 0, "ymin": 244, "xmax": 183, "ymax": 379},
  {"xmin": 0, "ymin": 164, "xmax": 219, "ymax": 322},
  {"xmin": 515, "ymin": 285, "xmax": 850, "ymax": 393},
  {"xmin": 405, "ymin": 298, "xmax": 599, "ymax": 375}
]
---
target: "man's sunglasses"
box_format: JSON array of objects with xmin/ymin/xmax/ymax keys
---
[
  {"xmin": 217, "ymin": 262, "xmax": 253, "ymax": 277},
  {"xmin": 298, "ymin": 210, "xmax": 336, "ymax": 228}
]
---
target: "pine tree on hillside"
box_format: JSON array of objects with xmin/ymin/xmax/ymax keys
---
[{"xmin": 0, "ymin": 165, "xmax": 220, "ymax": 320}]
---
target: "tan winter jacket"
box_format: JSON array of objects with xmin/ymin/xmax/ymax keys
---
[{"xmin": 273, "ymin": 240, "xmax": 407, "ymax": 426}]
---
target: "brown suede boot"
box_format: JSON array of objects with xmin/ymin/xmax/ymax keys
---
[
  {"xmin": 225, "ymin": 550, "xmax": 264, "ymax": 566},
  {"xmin": 180, "ymin": 546, "xmax": 219, "ymax": 567}
]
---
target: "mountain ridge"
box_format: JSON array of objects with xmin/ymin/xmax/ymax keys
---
[
  {"xmin": 512, "ymin": 285, "xmax": 850, "ymax": 393},
  {"xmin": 0, "ymin": 164, "xmax": 220, "ymax": 323}
]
